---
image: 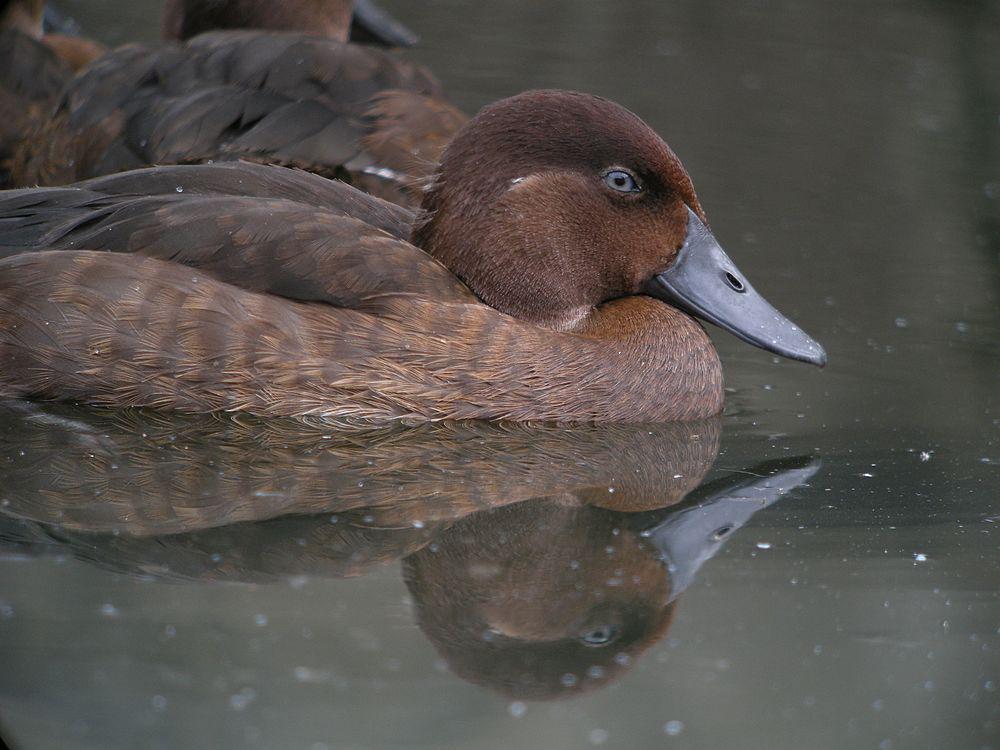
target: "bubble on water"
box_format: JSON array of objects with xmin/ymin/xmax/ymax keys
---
[
  {"xmin": 588, "ymin": 728, "xmax": 610, "ymax": 745},
  {"xmin": 175, "ymin": 186, "xmax": 184, "ymax": 193},
  {"xmin": 861, "ymin": 472, "xmax": 874, "ymax": 478},
  {"xmin": 879, "ymin": 740, "xmax": 892, "ymax": 750},
  {"xmin": 163, "ymin": 625, "xmax": 176, "ymax": 638},
  {"xmin": 412, "ymin": 519, "xmax": 425, "ymax": 529},
  {"xmin": 614, "ymin": 653, "xmax": 631, "ymax": 666},
  {"xmin": 0, "ymin": 601, "xmax": 13, "ymax": 619},
  {"xmin": 813, "ymin": 644, "xmax": 823, "ymax": 655},
  {"xmin": 99, "ymin": 603, "xmax": 120, "ymax": 618},
  {"xmin": 756, "ymin": 542, "xmax": 772, "ymax": 550},
  {"xmin": 923, "ymin": 680, "xmax": 935, "ymax": 691},
  {"xmin": 229, "ymin": 687, "xmax": 257, "ymax": 711},
  {"xmin": 919, "ymin": 451, "xmax": 932, "ymax": 462},
  {"xmin": 913, "ymin": 553, "xmax": 927, "ymax": 562},
  {"xmin": 955, "ymin": 321, "xmax": 969, "ymax": 333},
  {"xmin": 587, "ymin": 665, "xmax": 605, "ymax": 679},
  {"xmin": 894, "ymin": 317, "xmax": 909, "ymax": 328},
  {"xmin": 984, "ymin": 680, "xmax": 996, "ymax": 692},
  {"xmin": 253, "ymin": 613, "xmax": 268, "ymax": 627},
  {"xmin": 560, "ymin": 673, "xmax": 578, "ymax": 687},
  {"xmin": 151, "ymin": 695, "xmax": 168, "ymax": 711},
  {"xmin": 508, "ymin": 701, "xmax": 526, "ymax": 718},
  {"xmin": 871, "ymin": 699, "xmax": 884, "ymax": 711},
  {"xmin": 607, "ymin": 486, "xmax": 615, "ymax": 494},
  {"xmin": 663, "ymin": 720, "xmax": 684, "ymax": 736}
]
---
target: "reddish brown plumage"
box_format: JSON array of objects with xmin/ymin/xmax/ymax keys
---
[
  {"xmin": 9, "ymin": 30, "xmax": 465, "ymax": 207},
  {"xmin": 0, "ymin": 91, "xmax": 728, "ymax": 424}
]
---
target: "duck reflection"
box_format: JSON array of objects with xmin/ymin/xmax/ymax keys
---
[
  {"xmin": 0, "ymin": 400, "xmax": 817, "ymax": 699},
  {"xmin": 404, "ymin": 459, "xmax": 819, "ymax": 699}
]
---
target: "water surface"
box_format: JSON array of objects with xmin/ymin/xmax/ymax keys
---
[{"xmin": 1, "ymin": 1, "xmax": 998, "ymax": 748}]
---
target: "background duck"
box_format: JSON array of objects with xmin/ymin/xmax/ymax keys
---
[
  {"xmin": 0, "ymin": 0, "xmax": 105, "ymax": 70},
  {"xmin": 162, "ymin": 0, "xmax": 419, "ymax": 48},
  {"xmin": 0, "ymin": 0, "xmax": 105, "ymax": 186},
  {"xmin": 0, "ymin": 90, "xmax": 825, "ymax": 425},
  {"xmin": 9, "ymin": 7, "xmax": 465, "ymax": 206}
]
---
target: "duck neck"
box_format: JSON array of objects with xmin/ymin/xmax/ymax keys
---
[{"xmin": 561, "ymin": 296, "xmax": 724, "ymax": 422}]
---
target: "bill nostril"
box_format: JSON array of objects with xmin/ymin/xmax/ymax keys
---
[{"xmin": 724, "ymin": 271, "xmax": 745, "ymax": 292}]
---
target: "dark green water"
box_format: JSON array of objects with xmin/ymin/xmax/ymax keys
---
[{"xmin": 0, "ymin": 1, "xmax": 998, "ymax": 749}]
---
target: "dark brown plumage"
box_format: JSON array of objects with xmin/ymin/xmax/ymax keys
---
[
  {"xmin": 10, "ymin": 30, "xmax": 466, "ymax": 206},
  {"xmin": 0, "ymin": 91, "xmax": 825, "ymax": 424},
  {"xmin": 163, "ymin": 0, "xmax": 355, "ymax": 42}
]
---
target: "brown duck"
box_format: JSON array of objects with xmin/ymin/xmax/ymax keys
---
[
  {"xmin": 0, "ymin": 90, "xmax": 826, "ymax": 425},
  {"xmin": 11, "ymin": 18, "xmax": 465, "ymax": 206}
]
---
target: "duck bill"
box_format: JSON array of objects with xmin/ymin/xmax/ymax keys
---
[
  {"xmin": 646, "ymin": 207, "xmax": 827, "ymax": 367},
  {"xmin": 350, "ymin": 0, "xmax": 419, "ymax": 47},
  {"xmin": 645, "ymin": 456, "xmax": 821, "ymax": 601}
]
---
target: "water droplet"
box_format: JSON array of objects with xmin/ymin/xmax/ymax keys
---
[
  {"xmin": 588, "ymin": 728, "xmax": 610, "ymax": 745},
  {"xmin": 663, "ymin": 720, "xmax": 684, "ymax": 736},
  {"xmin": 229, "ymin": 687, "xmax": 256, "ymax": 711}
]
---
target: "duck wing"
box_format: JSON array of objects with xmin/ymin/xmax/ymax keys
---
[
  {"xmin": 11, "ymin": 31, "xmax": 466, "ymax": 206},
  {"xmin": 0, "ymin": 162, "xmax": 473, "ymax": 306}
]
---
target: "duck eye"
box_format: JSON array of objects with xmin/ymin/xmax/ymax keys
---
[
  {"xmin": 579, "ymin": 624, "xmax": 620, "ymax": 647},
  {"xmin": 603, "ymin": 169, "xmax": 640, "ymax": 194}
]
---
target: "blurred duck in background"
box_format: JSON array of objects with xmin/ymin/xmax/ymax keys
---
[{"xmin": 5, "ymin": 0, "xmax": 465, "ymax": 205}]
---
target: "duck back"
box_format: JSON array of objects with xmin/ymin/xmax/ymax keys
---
[{"xmin": 10, "ymin": 31, "xmax": 466, "ymax": 206}]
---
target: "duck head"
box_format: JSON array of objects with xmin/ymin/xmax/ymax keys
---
[
  {"xmin": 414, "ymin": 90, "xmax": 826, "ymax": 366},
  {"xmin": 162, "ymin": 0, "xmax": 417, "ymax": 47}
]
